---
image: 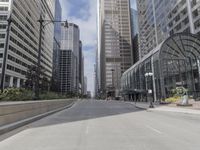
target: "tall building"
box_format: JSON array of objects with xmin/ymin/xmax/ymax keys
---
[
  {"xmin": 84, "ymin": 76, "xmax": 87, "ymax": 95},
  {"xmin": 120, "ymin": 0, "xmax": 200, "ymax": 102},
  {"xmin": 59, "ymin": 50, "xmax": 76, "ymax": 94},
  {"xmin": 97, "ymin": 0, "xmax": 133, "ymax": 97},
  {"xmin": 130, "ymin": 8, "xmax": 139, "ymax": 64},
  {"xmin": 79, "ymin": 40, "xmax": 84, "ymax": 94},
  {"xmin": 0, "ymin": 0, "xmax": 55, "ymax": 88},
  {"xmin": 81, "ymin": 56, "xmax": 84, "ymax": 95},
  {"xmin": 94, "ymin": 64, "xmax": 97, "ymax": 98},
  {"xmin": 95, "ymin": 47, "xmax": 99, "ymax": 98},
  {"xmin": 137, "ymin": 0, "xmax": 200, "ymax": 59},
  {"xmin": 52, "ymin": 0, "xmax": 62, "ymax": 92},
  {"xmin": 60, "ymin": 23, "xmax": 81, "ymax": 94}
]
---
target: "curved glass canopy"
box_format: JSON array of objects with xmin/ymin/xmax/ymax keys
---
[
  {"xmin": 121, "ymin": 33, "xmax": 200, "ymax": 102},
  {"xmin": 160, "ymin": 33, "xmax": 200, "ymax": 60}
]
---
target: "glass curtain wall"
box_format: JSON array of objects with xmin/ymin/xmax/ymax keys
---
[{"xmin": 121, "ymin": 33, "xmax": 200, "ymax": 102}]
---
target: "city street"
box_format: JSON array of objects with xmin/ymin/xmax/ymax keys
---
[{"xmin": 0, "ymin": 100, "xmax": 200, "ymax": 150}]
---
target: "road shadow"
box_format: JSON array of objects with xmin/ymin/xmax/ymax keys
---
[
  {"xmin": 0, "ymin": 100, "xmax": 144, "ymax": 141},
  {"xmin": 29, "ymin": 100, "xmax": 144, "ymax": 128}
]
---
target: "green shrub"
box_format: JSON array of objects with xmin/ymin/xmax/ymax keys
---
[
  {"xmin": 39, "ymin": 92, "xmax": 66, "ymax": 100},
  {"xmin": 0, "ymin": 88, "xmax": 75, "ymax": 101},
  {"xmin": 0, "ymin": 88, "xmax": 34, "ymax": 101},
  {"xmin": 165, "ymin": 96, "xmax": 181, "ymax": 103}
]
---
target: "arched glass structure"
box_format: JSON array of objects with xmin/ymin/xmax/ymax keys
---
[{"xmin": 121, "ymin": 33, "xmax": 200, "ymax": 102}]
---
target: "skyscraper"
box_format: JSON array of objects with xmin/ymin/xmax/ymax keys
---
[
  {"xmin": 137, "ymin": 0, "xmax": 200, "ymax": 59},
  {"xmin": 97, "ymin": 0, "xmax": 133, "ymax": 98},
  {"xmin": 60, "ymin": 23, "xmax": 81, "ymax": 94},
  {"xmin": 59, "ymin": 49, "xmax": 76, "ymax": 94},
  {"xmin": 79, "ymin": 41, "xmax": 84, "ymax": 94},
  {"xmin": 84, "ymin": 76, "xmax": 87, "ymax": 95},
  {"xmin": 81, "ymin": 56, "xmax": 84, "ymax": 95},
  {"xmin": 0, "ymin": 0, "xmax": 55, "ymax": 88},
  {"xmin": 52, "ymin": 0, "xmax": 62, "ymax": 92},
  {"xmin": 130, "ymin": 8, "xmax": 139, "ymax": 64}
]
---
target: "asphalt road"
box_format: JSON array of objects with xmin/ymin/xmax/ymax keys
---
[{"xmin": 0, "ymin": 99, "xmax": 200, "ymax": 150}]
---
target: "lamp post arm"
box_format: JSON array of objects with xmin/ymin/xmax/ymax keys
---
[
  {"xmin": 35, "ymin": 16, "xmax": 68, "ymax": 99},
  {"xmin": 41, "ymin": 20, "xmax": 68, "ymax": 28},
  {"xmin": 35, "ymin": 15, "xmax": 43, "ymax": 99}
]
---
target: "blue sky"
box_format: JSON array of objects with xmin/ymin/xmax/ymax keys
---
[{"xmin": 60, "ymin": 0, "xmax": 137, "ymax": 95}]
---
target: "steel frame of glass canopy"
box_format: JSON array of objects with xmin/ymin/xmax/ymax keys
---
[{"xmin": 121, "ymin": 33, "xmax": 200, "ymax": 102}]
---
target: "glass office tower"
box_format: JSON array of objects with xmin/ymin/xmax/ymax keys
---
[
  {"xmin": 137, "ymin": 0, "xmax": 200, "ymax": 59},
  {"xmin": 130, "ymin": 8, "xmax": 139, "ymax": 64},
  {"xmin": 121, "ymin": 0, "xmax": 200, "ymax": 102},
  {"xmin": 98, "ymin": 0, "xmax": 133, "ymax": 98},
  {"xmin": 52, "ymin": 0, "xmax": 62, "ymax": 92},
  {"xmin": 60, "ymin": 23, "xmax": 80, "ymax": 94}
]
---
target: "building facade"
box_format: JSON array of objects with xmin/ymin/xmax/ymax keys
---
[
  {"xmin": 52, "ymin": 0, "xmax": 62, "ymax": 92},
  {"xmin": 121, "ymin": 33, "xmax": 200, "ymax": 102},
  {"xmin": 121, "ymin": 0, "xmax": 200, "ymax": 102},
  {"xmin": 79, "ymin": 40, "xmax": 84, "ymax": 94},
  {"xmin": 84, "ymin": 76, "xmax": 87, "ymax": 95},
  {"xmin": 97, "ymin": 0, "xmax": 133, "ymax": 98},
  {"xmin": 137, "ymin": 0, "xmax": 200, "ymax": 59},
  {"xmin": 60, "ymin": 23, "xmax": 81, "ymax": 94},
  {"xmin": 59, "ymin": 50, "xmax": 76, "ymax": 94},
  {"xmin": 130, "ymin": 8, "xmax": 139, "ymax": 64},
  {"xmin": 0, "ymin": 0, "xmax": 55, "ymax": 88},
  {"xmin": 81, "ymin": 56, "xmax": 84, "ymax": 95}
]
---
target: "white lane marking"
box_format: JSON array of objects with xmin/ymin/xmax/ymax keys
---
[
  {"xmin": 85, "ymin": 125, "xmax": 89, "ymax": 134},
  {"xmin": 146, "ymin": 125, "xmax": 162, "ymax": 134}
]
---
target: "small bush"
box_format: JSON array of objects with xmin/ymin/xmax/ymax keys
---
[
  {"xmin": 39, "ymin": 92, "xmax": 67, "ymax": 100},
  {"xmin": 0, "ymin": 88, "xmax": 34, "ymax": 101},
  {"xmin": 0, "ymin": 88, "xmax": 74, "ymax": 101},
  {"xmin": 165, "ymin": 96, "xmax": 181, "ymax": 103}
]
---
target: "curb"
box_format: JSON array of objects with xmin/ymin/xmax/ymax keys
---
[
  {"xmin": 127, "ymin": 102, "xmax": 200, "ymax": 115},
  {"xmin": 135, "ymin": 105, "xmax": 148, "ymax": 110},
  {"xmin": 126, "ymin": 102, "xmax": 149, "ymax": 110},
  {"xmin": 148, "ymin": 107, "xmax": 200, "ymax": 115},
  {"xmin": 0, "ymin": 101, "xmax": 75, "ymax": 135}
]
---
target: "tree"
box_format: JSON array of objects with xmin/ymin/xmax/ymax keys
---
[
  {"xmin": 25, "ymin": 65, "xmax": 37, "ymax": 90},
  {"xmin": 25, "ymin": 65, "xmax": 50, "ymax": 92}
]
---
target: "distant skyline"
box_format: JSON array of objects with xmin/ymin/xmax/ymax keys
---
[{"xmin": 60, "ymin": 0, "xmax": 137, "ymax": 95}]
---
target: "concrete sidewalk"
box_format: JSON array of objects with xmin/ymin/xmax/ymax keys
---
[{"xmin": 127, "ymin": 101, "xmax": 200, "ymax": 115}]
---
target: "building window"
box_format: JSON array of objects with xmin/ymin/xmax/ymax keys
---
[
  {"xmin": 0, "ymin": 34, "xmax": 5, "ymax": 39},
  {"xmin": 0, "ymin": 24, "xmax": 6, "ymax": 29},
  {"xmin": 193, "ymin": 9, "xmax": 199, "ymax": 18},
  {"xmin": 0, "ymin": 43, "xmax": 4, "ymax": 48},
  {"xmin": 0, "ymin": 15, "xmax": 7, "ymax": 20},
  {"xmin": 0, "ymin": 0, "xmax": 9, "ymax": 2},
  {"xmin": 0, "ymin": 6, "xmax": 8, "ymax": 11}
]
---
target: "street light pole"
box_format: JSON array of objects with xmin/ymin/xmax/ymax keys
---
[
  {"xmin": 34, "ymin": 15, "xmax": 43, "ymax": 99},
  {"xmin": 111, "ymin": 69, "xmax": 115, "ymax": 99},
  {"xmin": 145, "ymin": 72, "xmax": 154, "ymax": 108},
  {"xmin": 0, "ymin": 15, "xmax": 12, "ymax": 92},
  {"xmin": 111, "ymin": 69, "xmax": 115, "ymax": 88},
  {"xmin": 34, "ymin": 16, "xmax": 68, "ymax": 99}
]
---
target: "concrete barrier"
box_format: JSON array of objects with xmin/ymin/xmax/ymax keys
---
[{"xmin": 0, "ymin": 99, "xmax": 74, "ymax": 135}]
